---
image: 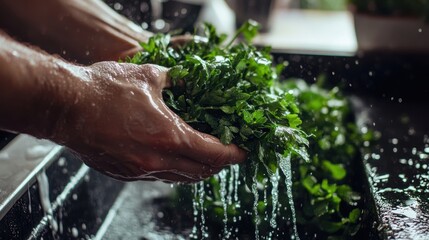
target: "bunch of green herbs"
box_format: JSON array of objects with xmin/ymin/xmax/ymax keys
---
[
  {"xmin": 128, "ymin": 21, "xmax": 309, "ymax": 183},
  {"xmin": 127, "ymin": 22, "xmax": 369, "ymax": 239}
]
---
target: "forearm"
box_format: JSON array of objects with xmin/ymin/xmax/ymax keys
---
[
  {"xmin": 0, "ymin": 0, "xmax": 152, "ymax": 64},
  {"xmin": 0, "ymin": 32, "xmax": 88, "ymax": 139}
]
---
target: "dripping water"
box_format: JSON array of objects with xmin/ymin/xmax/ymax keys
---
[
  {"xmin": 190, "ymin": 184, "xmax": 199, "ymax": 239},
  {"xmin": 252, "ymin": 165, "xmax": 260, "ymax": 240},
  {"xmin": 37, "ymin": 170, "xmax": 58, "ymax": 234},
  {"xmin": 231, "ymin": 165, "xmax": 240, "ymax": 235},
  {"xmin": 219, "ymin": 170, "xmax": 230, "ymax": 239},
  {"xmin": 27, "ymin": 184, "xmax": 32, "ymax": 214},
  {"xmin": 270, "ymin": 169, "xmax": 280, "ymax": 229},
  {"xmin": 278, "ymin": 154, "xmax": 300, "ymax": 240},
  {"xmin": 198, "ymin": 182, "xmax": 208, "ymax": 238}
]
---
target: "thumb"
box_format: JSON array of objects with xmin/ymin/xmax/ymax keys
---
[{"xmin": 178, "ymin": 127, "xmax": 247, "ymax": 167}]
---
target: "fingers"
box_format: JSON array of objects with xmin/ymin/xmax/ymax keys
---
[
  {"xmin": 147, "ymin": 172, "xmax": 199, "ymax": 183},
  {"xmin": 153, "ymin": 95, "xmax": 247, "ymax": 168},
  {"xmin": 179, "ymin": 129, "xmax": 247, "ymax": 168},
  {"xmin": 160, "ymin": 156, "xmax": 223, "ymax": 180}
]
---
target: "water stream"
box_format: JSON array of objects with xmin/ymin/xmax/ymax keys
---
[
  {"xmin": 278, "ymin": 154, "xmax": 300, "ymax": 240},
  {"xmin": 251, "ymin": 165, "xmax": 260, "ymax": 240},
  {"xmin": 36, "ymin": 170, "xmax": 58, "ymax": 234},
  {"xmin": 188, "ymin": 148, "xmax": 303, "ymax": 240}
]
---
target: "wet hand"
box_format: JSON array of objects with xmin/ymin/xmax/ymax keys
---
[{"xmin": 55, "ymin": 62, "xmax": 246, "ymax": 183}]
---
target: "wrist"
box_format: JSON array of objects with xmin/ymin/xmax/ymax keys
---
[{"xmin": 41, "ymin": 60, "xmax": 92, "ymax": 144}]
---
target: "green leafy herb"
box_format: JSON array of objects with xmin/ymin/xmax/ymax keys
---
[
  {"xmin": 128, "ymin": 22, "xmax": 309, "ymax": 184},
  {"xmin": 127, "ymin": 22, "xmax": 370, "ymax": 239}
]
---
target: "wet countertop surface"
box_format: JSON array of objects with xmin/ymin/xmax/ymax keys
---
[{"xmin": 352, "ymin": 96, "xmax": 429, "ymax": 239}]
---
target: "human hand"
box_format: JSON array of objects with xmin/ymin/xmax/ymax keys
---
[{"xmin": 54, "ymin": 62, "xmax": 246, "ymax": 183}]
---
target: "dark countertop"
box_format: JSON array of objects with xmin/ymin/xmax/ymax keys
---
[{"xmin": 351, "ymin": 96, "xmax": 429, "ymax": 239}]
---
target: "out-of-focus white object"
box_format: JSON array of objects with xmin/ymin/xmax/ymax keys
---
[
  {"xmin": 178, "ymin": 0, "xmax": 235, "ymax": 36},
  {"xmin": 253, "ymin": 9, "xmax": 357, "ymax": 55}
]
